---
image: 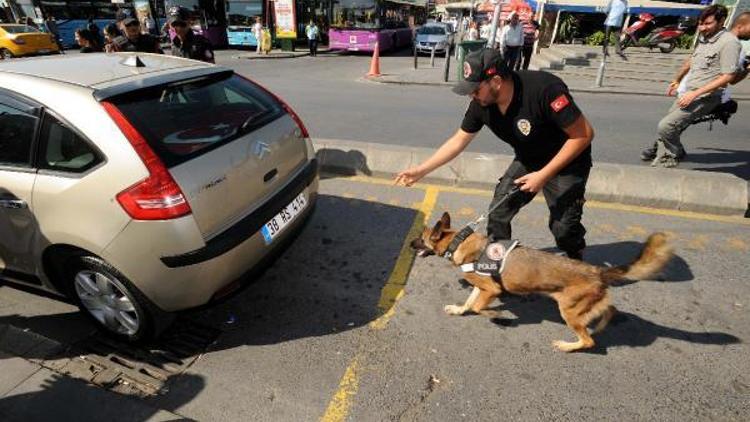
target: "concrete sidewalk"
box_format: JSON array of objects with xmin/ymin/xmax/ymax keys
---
[
  {"xmin": 314, "ymin": 138, "xmax": 749, "ymax": 217},
  {"xmin": 370, "ymin": 49, "xmax": 750, "ymax": 100},
  {"xmin": 0, "ymin": 325, "xmax": 185, "ymax": 422}
]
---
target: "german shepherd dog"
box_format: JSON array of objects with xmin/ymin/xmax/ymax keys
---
[{"xmin": 411, "ymin": 212, "xmax": 673, "ymax": 352}]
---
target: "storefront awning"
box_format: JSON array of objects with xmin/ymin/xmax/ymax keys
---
[{"xmin": 389, "ymin": 0, "xmax": 430, "ymax": 6}]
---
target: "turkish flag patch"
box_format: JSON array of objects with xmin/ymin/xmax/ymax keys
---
[{"xmin": 550, "ymin": 94, "xmax": 570, "ymax": 112}]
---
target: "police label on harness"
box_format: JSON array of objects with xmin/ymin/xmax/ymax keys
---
[{"xmin": 460, "ymin": 239, "xmax": 519, "ymax": 278}]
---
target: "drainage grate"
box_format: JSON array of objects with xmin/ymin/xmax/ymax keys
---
[{"xmin": 51, "ymin": 319, "xmax": 220, "ymax": 398}]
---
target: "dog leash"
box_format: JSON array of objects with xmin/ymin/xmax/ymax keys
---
[
  {"xmin": 444, "ymin": 185, "xmax": 521, "ymax": 261},
  {"xmin": 467, "ymin": 185, "xmax": 521, "ymax": 229}
]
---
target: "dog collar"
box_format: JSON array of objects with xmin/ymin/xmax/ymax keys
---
[{"xmin": 443, "ymin": 226, "xmax": 475, "ymax": 261}]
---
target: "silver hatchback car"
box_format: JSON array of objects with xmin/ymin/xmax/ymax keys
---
[{"xmin": 0, "ymin": 53, "xmax": 318, "ymax": 340}]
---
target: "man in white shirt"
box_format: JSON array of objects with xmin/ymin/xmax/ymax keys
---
[{"xmin": 500, "ymin": 12, "xmax": 524, "ymax": 70}]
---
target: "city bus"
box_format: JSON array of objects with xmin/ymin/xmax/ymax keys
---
[
  {"xmin": 328, "ymin": 0, "xmax": 426, "ymax": 53},
  {"xmin": 32, "ymin": 0, "xmax": 131, "ymax": 48},
  {"xmin": 225, "ymin": 0, "xmax": 261, "ymax": 48}
]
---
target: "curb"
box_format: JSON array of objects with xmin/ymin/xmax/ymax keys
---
[
  {"xmin": 233, "ymin": 49, "xmax": 342, "ymax": 60},
  {"xmin": 368, "ymin": 77, "xmax": 750, "ymax": 101},
  {"xmin": 312, "ymin": 138, "xmax": 749, "ymax": 217}
]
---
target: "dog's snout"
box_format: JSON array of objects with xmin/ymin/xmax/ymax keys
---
[{"xmin": 410, "ymin": 238, "xmax": 425, "ymax": 250}]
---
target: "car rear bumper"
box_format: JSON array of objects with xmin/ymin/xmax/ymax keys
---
[{"xmin": 101, "ymin": 159, "xmax": 319, "ymax": 312}]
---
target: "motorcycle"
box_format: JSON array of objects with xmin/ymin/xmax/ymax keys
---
[{"xmin": 620, "ymin": 13, "xmax": 694, "ymax": 53}]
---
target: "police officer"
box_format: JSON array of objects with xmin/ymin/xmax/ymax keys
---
[
  {"xmin": 114, "ymin": 17, "xmax": 163, "ymax": 53},
  {"xmin": 395, "ymin": 48, "xmax": 595, "ymax": 260},
  {"xmin": 169, "ymin": 7, "xmax": 215, "ymax": 63}
]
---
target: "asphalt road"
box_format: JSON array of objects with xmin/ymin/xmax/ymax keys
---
[
  {"xmin": 217, "ymin": 50, "xmax": 750, "ymax": 181},
  {"xmin": 2, "ymin": 175, "xmax": 748, "ymax": 420}
]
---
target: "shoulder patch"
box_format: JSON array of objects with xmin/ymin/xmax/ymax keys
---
[{"xmin": 550, "ymin": 94, "xmax": 570, "ymax": 112}]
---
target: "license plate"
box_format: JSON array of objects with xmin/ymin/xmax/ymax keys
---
[
  {"xmin": 261, "ymin": 192, "xmax": 307, "ymax": 244},
  {"xmin": 349, "ymin": 35, "xmax": 357, "ymax": 44}
]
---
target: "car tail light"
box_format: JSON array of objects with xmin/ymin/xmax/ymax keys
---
[
  {"xmin": 10, "ymin": 37, "xmax": 26, "ymax": 45},
  {"xmin": 101, "ymin": 102, "xmax": 192, "ymax": 220},
  {"xmin": 235, "ymin": 74, "xmax": 310, "ymax": 139}
]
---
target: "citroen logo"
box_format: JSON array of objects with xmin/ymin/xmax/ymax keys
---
[{"xmin": 252, "ymin": 141, "xmax": 271, "ymax": 160}]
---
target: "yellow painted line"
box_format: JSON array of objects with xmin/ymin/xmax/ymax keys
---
[
  {"xmin": 320, "ymin": 187, "xmax": 439, "ymax": 422},
  {"xmin": 373, "ymin": 186, "xmax": 439, "ymax": 316},
  {"xmin": 325, "ymin": 174, "xmax": 750, "ymax": 226},
  {"xmin": 320, "ymin": 358, "xmax": 360, "ymax": 422}
]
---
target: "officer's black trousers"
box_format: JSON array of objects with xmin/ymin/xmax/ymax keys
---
[{"xmin": 486, "ymin": 160, "xmax": 589, "ymax": 255}]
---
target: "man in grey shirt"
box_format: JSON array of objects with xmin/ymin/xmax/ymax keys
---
[{"xmin": 641, "ymin": 5, "xmax": 741, "ymax": 168}]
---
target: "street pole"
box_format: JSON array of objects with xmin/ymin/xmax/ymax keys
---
[
  {"xmin": 595, "ymin": 55, "xmax": 606, "ymax": 87},
  {"xmin": 487, "ymin": 0, "xmax": 502, "ymax": 49},
  {"xmin": 430, "ymin": 44, "xmax": 436, "ymax": 67},
  {"xmin": 549, "ymin": 9, "xmax": 561, "ymax": 46},
  {"xmin": 443, "ymin": 46, "xmax": 451, "ymax": 82},
  {"xmin": 414, "ymin": 39, "xmax": 418, "ymax": 69}
]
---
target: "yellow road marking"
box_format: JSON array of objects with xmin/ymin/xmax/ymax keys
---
[
  {"xmin": 328, "ymin": 174, "xmax": 750, "ymax": 225},
  {"xmin": 374, "ymin": 186, "xmax": 439, "ymax": 317},
  {"xmin": 320, "ymin": 187, "xmax": 439, "ymax": 422},
  {"xmin": 320, "ymin": 358, "xmax": 360, "ymax": 422}
]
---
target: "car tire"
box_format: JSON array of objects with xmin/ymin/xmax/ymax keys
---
[
  {"xmin": 65, "ymin": 255, "xmax": 162, "ymax": 342},
  {"xmin": 0, "ymin": 49, "xmax": 14, "ymax": 59}
]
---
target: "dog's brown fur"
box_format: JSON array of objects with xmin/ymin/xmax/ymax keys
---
[{"xmin": 411, "ymin": 212, "xmax": 673, "ymax": 352}]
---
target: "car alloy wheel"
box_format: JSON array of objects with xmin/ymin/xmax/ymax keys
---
[{"xmin": 74, "ymin": 269, "xmax": 140, "ymax": 336}]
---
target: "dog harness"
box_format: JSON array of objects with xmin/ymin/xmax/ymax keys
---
[{"xmin": 460, "ymin": 240, "xmax": 519, "ymax": 279}]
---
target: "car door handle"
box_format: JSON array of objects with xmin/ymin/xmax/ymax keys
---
[{"xmin": 0, "ymin": 199, "xmax": 27, "ymax": 209}]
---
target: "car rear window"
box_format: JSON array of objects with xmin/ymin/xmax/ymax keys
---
[{"xmin": 109, "ymin": 73, "xmax": 283, "ymax": 167}]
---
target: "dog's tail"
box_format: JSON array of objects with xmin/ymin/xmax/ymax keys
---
[{"xmin": 600, "ymin": 232, "xmax": 673, "ymax": 284}]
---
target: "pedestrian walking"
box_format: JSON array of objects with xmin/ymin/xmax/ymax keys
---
[
  {"xmin": 640, "ymin": 5, "xmax": 742, "ymax": 168},
  {"xmin": 519, "ymin": 19, "xmax": 540, "ymax": 70},
  {"xmin": 75, "ymin": 28, "xmax": 101, "ymax": 53},
  {"xmin": 144, "ymin": 13, "xmax": 157, "ymax": 35},
  {"xmin": 305, "ymin": 20, "xmax": 319, "ymax": 56},
  {"xmin": 467, "ymin": 21, "xmax": 479, "ymax": 41},
  {"xmin": 252, "ymin": 17, "xmax": 263, "ymax": 54},
  {"xmin": 602, "ymin": 0, "xmax": 627, "ymax": 60},
  {"xmin": 500, "ymin": 12, "xmax": 524, "ymax": 71},
  {"xmin": 396, "ymin": 49, "xmax": 595, "ymax": 260},
  {"xmin": 169, "ymin": 7, "xmax": 214, "ymax": 63},
  {"xmin": 44, "ymin": 16, "xmax": 65, "ymax": 53},
  {"xmin": 103, "ymin": 23, "xmax": 123, "ymax": 52}
]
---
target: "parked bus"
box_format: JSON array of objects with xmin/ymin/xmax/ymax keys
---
[
  {"xmin": 34, "ymin": 0, "xmax": 130, "ymax": 48},
  {"xmin": 328, "ymin": 0, "xmax": 426, "ymax": 53},
  {"xmin": 225, "ymin": 0, "xmax": 261, "ymax": 48}
]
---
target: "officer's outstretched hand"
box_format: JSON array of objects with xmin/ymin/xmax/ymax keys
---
[
  {"xmin": 514, "ymin": 171, "xmax": 548, "ymax": 194},
  {"xmin": 394, "ymin": 167, "xmax": 427, "ymax": 187}
]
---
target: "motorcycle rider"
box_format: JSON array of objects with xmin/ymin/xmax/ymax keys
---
[{"xmin": 640, "ymin": 5, "xmax": 742, "ymax": 168}]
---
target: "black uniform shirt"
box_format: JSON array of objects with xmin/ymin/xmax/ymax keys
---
[
  {"xmin": 461, "ymin": 70, "xmax": 591, "ymax": 173},
  {"xmin": 171, "ymin": 32, "xmax": 215, "ymax": 63},
  {"xmin": 117, "ymin": 34, "xmax": 162, "ymax": 53}
]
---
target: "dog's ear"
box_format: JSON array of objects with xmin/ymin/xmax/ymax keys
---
[
  {"xmin": 440, "ymin": 212, "xmax": 451, "ymax": 229},
  {"xmin": 429, "ymin": 220, "xmax": 443, "ymax": 242}
]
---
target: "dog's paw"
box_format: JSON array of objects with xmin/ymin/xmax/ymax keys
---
[
  {"xmin": 552, "ymin": 340, "xmax": 578, "ymax": 353},
  {"xmin": 444, "ymin": 305, "xmax": 465, "ymax": 315}
]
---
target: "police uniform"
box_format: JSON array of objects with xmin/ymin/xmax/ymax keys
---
[
  {"xmin": 171, "ymin": 31, "xmax": 215, "ymax": 63},
  {"xmin": 455, "ymin": 49, "xmax": 591, "ymax": 258}
]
